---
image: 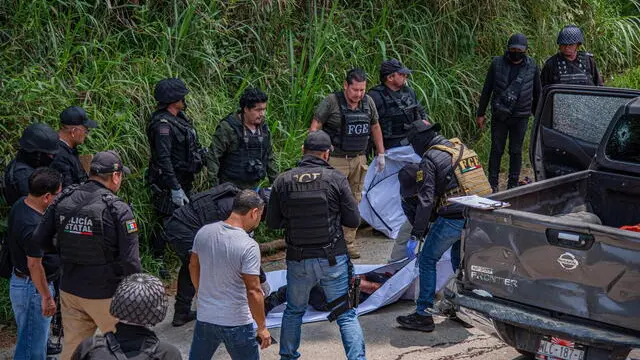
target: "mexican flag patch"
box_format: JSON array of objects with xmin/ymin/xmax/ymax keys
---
[{"xmin": 125, "ymin": 219, "xmax": 138, "ymax": 233}]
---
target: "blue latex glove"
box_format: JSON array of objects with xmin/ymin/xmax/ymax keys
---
[
  {"xmin": 171, "ymin": 188, "xmax": 190, "ymax": 207},
  {"xmin": 406, "ymin": 236, "xmax": 419, "ymax": 260}
]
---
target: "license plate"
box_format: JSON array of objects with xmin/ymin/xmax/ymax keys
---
[{"xmin": 536, "ymin": 337, "xmax": 585, "ymax": 360}]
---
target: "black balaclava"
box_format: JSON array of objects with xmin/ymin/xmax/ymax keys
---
[{"xmin": 410, "ymin": 130, "xmax": 438, "ymax": 157}]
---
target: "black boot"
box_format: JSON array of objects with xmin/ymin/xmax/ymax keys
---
[
  {"xmin": 172, "ymin": 310, "xmax": 196, "ymax": 327},
  {"xmin": 396, "ymin": 312, "xmax": 435, "ymax": 332}
]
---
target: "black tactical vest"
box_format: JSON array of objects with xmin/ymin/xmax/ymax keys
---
[
  {"xmin": 187, "ymin": 183, "xmax": 239, "ymax": 227},
  {"xmin": 3, "ymin": 160, "xmax": 34, "ymax": 206},
  {"xmin": 491, "ymin": 56, "xmax": 537, "ymax": 118},
  {"xmin": 148, "ymin": 110, "xmax": 202, "ymax": 174},
  {"xmin": 552, "ymin": 52, "xmax": 594, "ymax": 85},
  {"xmin": 56, "ymin": 186, "xmax": 117, "ymax": 265},
  {"xmin": 369, "ymin": 85, "xmax": 417, "ymax": 141},
  {"xmin": 282, "ymin": 167, "xmax": 341, "ymax": 250},
  {"xmin": 219, "ymin": 114, "xmax": 271, "ymax": 184},
  {"xmin": 334, "ymin": 92, "xmax": 371, "ymax": 154},
  {"xmin": 73, "ymin": 332, "xmax": 159, "ymax": 360}
]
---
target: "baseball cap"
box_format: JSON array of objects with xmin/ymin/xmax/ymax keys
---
[
  {"xmin": 90, "ymin": 150, "xmax": 131, "ymax": 175},
  {"xmin": 380, "ymin": 59, "xmax": 412, "ymax": 79},
  {"xmin": 304, "ymin": 130, "xmax": 333, "ymax": 151},
  {"xmin": 60, "ymin": 106, "xmax": 98, "ymax": 129},
  {"xmin": 507, "ymin": 33, "xmax": 528, "ymax": 51}
]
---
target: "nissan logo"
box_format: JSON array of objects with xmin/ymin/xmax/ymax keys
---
[{"xmin": 557, "ymin": 252, "xmax": 579, "ymax": 271}]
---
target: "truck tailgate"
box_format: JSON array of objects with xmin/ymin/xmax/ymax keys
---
[{"xmin": 463, "ymin": 208, "xmax": 640, "ymax": 332}]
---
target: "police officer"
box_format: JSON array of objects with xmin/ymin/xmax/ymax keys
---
[
  {"xmin": 541, "ymin": 25, "xmax": 603, "ymax": 87},
  {"xmin": 206, "ymin": 87, "xmax": 277, "ymax": 190},
  {"xmin": 71, "ymin": 273, "xmax": 182, "ymax": 360},
  {"xmin": 368, "ymin": 59, "xmax": 428, "ymax": 149},
  {"xmin": 51, "ymin": 106, "xmax": 98, "ymax": 188},
  {"xmin": 310, "ymin": 68, "xmax": 386, "ymax": 259},
  {"xmin": 3, "ymin": 123, "xmax": 59, "ymax": 206},
  {"xmin": 267, "ymin": 130, "xmax": 366, "ymax": 360},
  {"xmin": 396, "ymin": 120, "xmax": 490, "ymax": 332},
  {"xmin": 476, "ymin": 33, "xmax": 541, "ymax": 191},
  {"xmin": 32, "ymin": 151, "xmax": 141, "ymax": 360},
  {"xmin": 147, "ymin": 78, "xmax": 204, "ymax": 266}
]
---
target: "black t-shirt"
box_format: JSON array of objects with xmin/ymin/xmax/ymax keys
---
[
  {"xmin": 50, "ymin": 140, "xmax": 88, "ymax": 188},
  {"xmin": 8, "ymin": 197, "xmax": 61, "ymax": 281}
]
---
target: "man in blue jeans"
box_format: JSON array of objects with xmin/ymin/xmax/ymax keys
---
[
  {"xmin": 396, "ymin": 120, "xmax": 490, "ymax": 332},
  {"xmin": 188, "ymin": 190, "xmax": 271, "ymax": 360},
  {"xmin": 267, "ymin": 130, "xmax": 366, "ymax": 360},
  {"xmin": 8, "ymin": 167, "xmax": 62, "ymax": 359}
]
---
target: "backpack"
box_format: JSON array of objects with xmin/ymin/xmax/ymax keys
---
[
  {"xmin": 428, "ymin": 138, "xmax": 492, "ymax": 208},
  {"xmin": 74, "ymin": 332, "xmax": 159, "ymax": 360}
]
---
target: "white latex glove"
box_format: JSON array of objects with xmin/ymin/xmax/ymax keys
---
[
  {"xmin": 260, "ymin": 281, "xmax": 271, "ymax": 296},
  {"xmin": 171, "ymin": 188, "xmax": 190, "ymax": 207},
  {"xmin": 376, "ymin": 153, "xmax": 386, "ymax": 173}
]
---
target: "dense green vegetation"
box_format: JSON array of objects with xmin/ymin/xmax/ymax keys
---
[{"xmin": 1, "ymin": 0, "xmax": 639, "ymax": 323}]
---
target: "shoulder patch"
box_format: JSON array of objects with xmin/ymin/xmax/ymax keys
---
[
  {"xmin": 125, "ymin": 219, "xmax": 138, "ymax": 234},
  {"xmin": 158, "ymin": 124, "xmax": 171, "ymax": 135},
  {"xmin": 415, "ymin": 170, "xmax": 424, "ymax": 183}
]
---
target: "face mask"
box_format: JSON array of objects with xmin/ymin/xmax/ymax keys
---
[{"xmin": 507, "ymin": 51, "xmax": 525, "ymax": 62}]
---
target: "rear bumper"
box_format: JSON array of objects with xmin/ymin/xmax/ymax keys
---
[{"xmin": 447, "ymin": 283, "xmax": 640, "ymax": 351}]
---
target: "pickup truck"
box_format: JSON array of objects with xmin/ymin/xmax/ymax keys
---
[{"xmin": 444, "ymin": 85, "xmax": 640, "ymax": 360}]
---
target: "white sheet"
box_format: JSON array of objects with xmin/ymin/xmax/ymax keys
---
[
  {"xmin": 358, "ymin": 146, "xmax": 421, "ymax": 239},
  {"xmin": 265, "ymin": 248, "xmax": 453, "ymax": 328}
]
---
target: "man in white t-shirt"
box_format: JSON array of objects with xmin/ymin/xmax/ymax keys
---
[{"xmin": 188, "ymin": 189, "xmax": 271, "ymax": 360}]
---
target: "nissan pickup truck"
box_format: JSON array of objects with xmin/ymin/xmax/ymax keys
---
[{"xmin": 444, "ymin": 85, "xmax": 640, "ymax": 360}]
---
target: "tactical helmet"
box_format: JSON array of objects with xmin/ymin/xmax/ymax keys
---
[
  {"xmin": 154, "ymin": 78, "xmax": 189, "ymax": 104},
  {"xmin": 19, "ymin": 123, "xmax": 59, "ymax": 154},
  {"xmin": 109, "ymin": 273, "xmax": 168, "ymax": 327},
  {"xmin": 557, "ymin": 25, "xmax": 584, "ymax": 45}
]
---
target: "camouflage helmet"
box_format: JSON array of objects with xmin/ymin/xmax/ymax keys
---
[
  {"xmin": 19, "ymin": 123, "xmax": 59, "ymax": 154},
  {"xmin": 110, "ymin": 273, "xmax": 168, "ymax": 327},
  {"xmin": 154, "ymin": 78, "xmax": 189, "ymax": 104},
  {"xmin": 557, "ymin": 25, "xmax": 584, "ymax": 45}
]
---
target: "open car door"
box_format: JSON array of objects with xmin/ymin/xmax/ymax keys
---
[{"xmin": 530, "ymin": 85, "xmax": 640, "ymax": 181}]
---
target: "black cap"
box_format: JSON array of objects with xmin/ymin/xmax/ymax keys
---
[
  {"xmin": 380, "ymin": 58, "xmax": 412, "ymax": 79},
  {"xmin": 406, "ymin": 119, "xmax": 441, "ymax": 140},
  {"xmin": 507, "ymin": 33, "xmax": 528, "ymax": 51},
  {"xmin": 304, "ymin": 130, "xmax": 333, "ymax": 151},
  {"xmin": 91, "ymin": 150, "xmax": 131, "ymax": 175},
  {"xmin": 60, "ymin": 106, "xmax": 98, "ymax": 129}
]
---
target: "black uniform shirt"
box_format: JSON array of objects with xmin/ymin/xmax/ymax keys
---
[
  {"xmin": 32, "ymin": 180, "xmax": 141, "ymax": 299},
  {"xmin": 50, "ymin": 140, "xmax": 88, "ymax": 188},
  {"xmin": 8, "ymin": 197, "xmax": 61, "ymax": 281},
  {"xmin": 3, "ymin": 159, "xmax": 34, "ymax": 206}
]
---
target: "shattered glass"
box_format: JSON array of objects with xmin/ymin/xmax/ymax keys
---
[
  {"xmin": 553, "ymin": 94, "xmax": 630, "ymax": 143},
  {"xmin": 605, "ymin": 114, "xmax": 640, "ymax": 164}
]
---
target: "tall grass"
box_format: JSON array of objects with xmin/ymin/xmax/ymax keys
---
[{"xmin": 0, "ymin": 0, "xmax": 639, "ymax": 323}]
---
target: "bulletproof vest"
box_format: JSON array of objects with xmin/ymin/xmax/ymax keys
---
[
  {"xmin": 281, "ymin": 167, "xmax": 339, "ymax": 248},
  {"xmin": 333, "ymin": 92, "xmax": 371, "ymax": 153},
  {"xmin": 148, "ymin": 110, "xmax": 202, "ymax": 175},
  {"xmin": 428, "ymin": 138, "xmax": 492, "ymax": 208},
  {"xmin": 56, "ymin": 186, "xmax": 118, "ymax": 265},
  {"xmin": 492, "ymin": 56, "xmax": 537, "ymax": 118},
  {"xmin": 74, "ymin": 333, "xmax": 159, "ymax": 360},
  {"xmin": 186, "ymin": 183, "xmax": 240, "ymax": 227},
  {"xmin": 370, "ymin": 85, "xmax": 416, "ymax": 140},
  {"xmin": 219, "ymin": 114, "xmax": 271, "ymax": 184},
  {"xmin": 553, "ymin": 52, "xmax": 593, "ymax": 85},
  {"xmin": 3, "ymin": 159, "xmax": 34, "ymax": 206}
]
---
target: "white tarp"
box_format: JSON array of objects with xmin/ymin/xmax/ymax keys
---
[
  {"xmin": 359, "ymin": 146, "xmax": 421, "ymax": 239},
  {"xmin": 264, "ymin": 248, "xmax": 453, "ymax": 329}
]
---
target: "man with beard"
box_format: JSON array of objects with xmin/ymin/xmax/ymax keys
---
[{"xmin": 207, "ymin": 87, "xmax": 277, "ymax": 190}]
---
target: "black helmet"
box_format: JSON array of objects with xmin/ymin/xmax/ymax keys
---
[
  {"xmin": 19, "ymin": 123, "xmax": 59, "ymax": 154},
  {"xmin": 109, "ymin": 273, "xmax": 168, "ymax": 327},
  {"xmin": 154, "ymin": 78, "xmax": 189, "ymax": 104},
  {"xmin": 557, "ymin": 25, "xmax": 584, "ymax": 45}
]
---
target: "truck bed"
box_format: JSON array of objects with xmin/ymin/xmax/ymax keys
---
[{"xmin": 462, "ymin": 170, "xmax": 640, "ymax": 333}]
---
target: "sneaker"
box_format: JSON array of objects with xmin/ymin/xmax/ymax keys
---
[
  {"xmin": 396, "ymin": 312, "xmax": 435, "ymax": 332},
  {"xmin": 172, "ymin": 310, "xmax": 196, "ymax": 327}
]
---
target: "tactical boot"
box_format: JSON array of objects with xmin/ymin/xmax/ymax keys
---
[
  {"xmin": 396, "ymin": 312, "xmax": 435, "ymax": 332},
  {"xmin": 172, "ymin": 310, "xmax": 196, "ymax": 327}
]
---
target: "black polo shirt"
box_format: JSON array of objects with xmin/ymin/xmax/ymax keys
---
[
  {"xmin": 50, "ymin": 140, "xmax": 88, "ymax": 188},
  {"xmin": 8, "ymin": 197, "xmax": 61, "ymax": 281}
]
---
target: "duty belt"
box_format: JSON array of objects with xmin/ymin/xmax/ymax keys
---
[{"xmin": 287, "ymin": 238, "xmax": 341, "ymax": 266}]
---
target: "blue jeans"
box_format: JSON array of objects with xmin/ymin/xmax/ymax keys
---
[
  {"xmin": 416, "ymin": 217, "xmax": 465, "ymax": 315},
  {"xmin": 280, "ymin": 254, "xmax": 365, "ymax": 360},
  {"xmin": 9, "ymin": 273, "xmax": 55, "ymax": 360},
  {"xmin": 189, "ymin": 321, "xmax": 259, "ymax": 360}
]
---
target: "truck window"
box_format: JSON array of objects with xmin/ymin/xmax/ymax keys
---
[
  {"xmin": 605, "ymin": 114, "xmax": 640, "ymax": 164},
  {"xmin": 553, "ymin": 94, "xmax": 631, "ymax": 143}
]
